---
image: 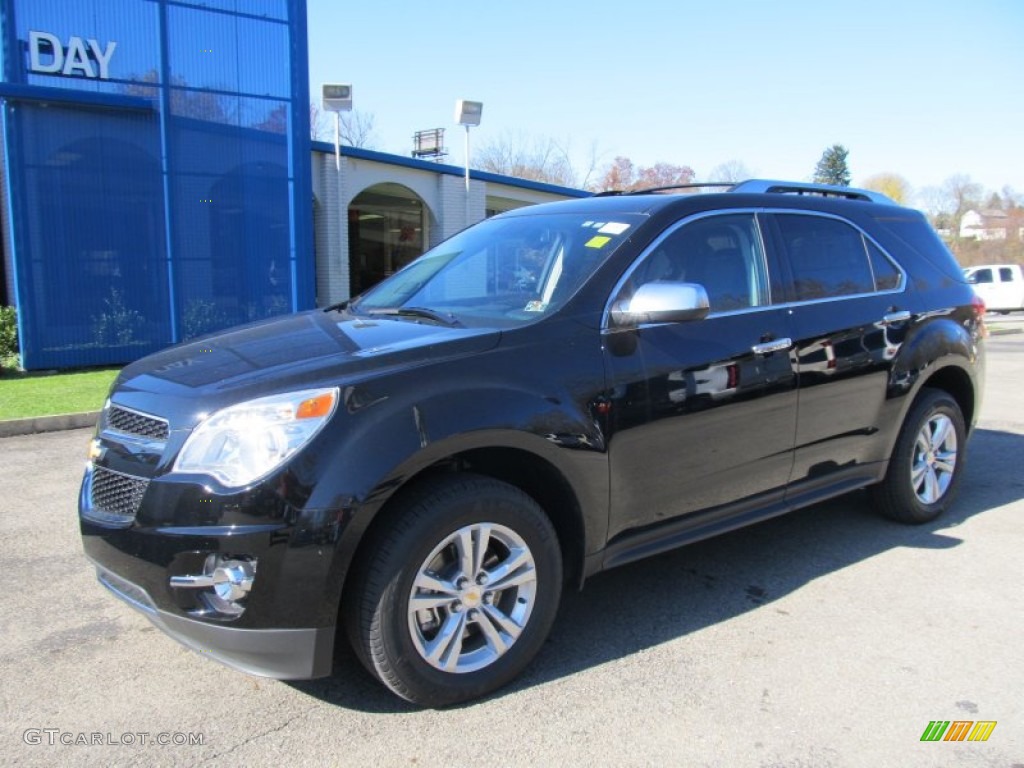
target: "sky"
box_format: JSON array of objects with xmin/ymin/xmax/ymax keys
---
[{"xmin": 307, "ymin": 0, "xmax": 1024, "ymax": 201}]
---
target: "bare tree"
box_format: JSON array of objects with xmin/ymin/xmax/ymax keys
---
[
  {"xmin": 309, "ymin": 103, "xmax": 379, "ymax": 148},
  {"xmin": 340, "ymin": 111, "xmax": 378, "ymax": 148},
  {"xmin": 575, "ymin": 140, "xmax": 604, "ymax": 190},
  {"xmin": 1000, "ymin": 185, "xmax": 1023, "ymax": 210},
  {"xmin": 708, "ymin": 160, "xmax": 753, "ymax": 183},
  {"xmin": 943, "ymin": 174, "xmax": 983, "ymax": 230},
  {"xmin": 474, "ymin": 131, "xmax": 602, "ymax": 189},
  {"xmin": 916, "ymin": 185, "xmax": 948, "ymax": 218},
  {"xmin": 475, "ymin": 132, "xmax": 574, "ymax": 186},
  {"xmin": 309, "ymin": 102, "xmax": 329, "ymax": 141}
]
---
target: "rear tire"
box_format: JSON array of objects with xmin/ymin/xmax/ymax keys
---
[
  {"xmin": 345, "ymin": 474, "xmax": 562, "ymax": 706},
  {"xmin": 871, "ymin": 388, "xmax": 966, "ymax": 524}
]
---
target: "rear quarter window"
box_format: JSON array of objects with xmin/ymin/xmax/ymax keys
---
[{"xmin": 872, "ymin": 214, "xmax": 967, "ymax": 283}]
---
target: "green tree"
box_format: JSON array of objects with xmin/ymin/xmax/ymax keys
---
[{"xmin": 813, "ymin": 144, "xmax": 851, "ymax": 186}]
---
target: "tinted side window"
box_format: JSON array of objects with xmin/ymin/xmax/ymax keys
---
[
  {"xmin": 776, "ymin": 215, "xmax": 874, "ymax": 300},
  {"xmin": 972, "ymin": 269, "xmax": 993, "ymax": 284},
  {"xmin": 999, "ymin": 267, "xmax": 1014, "ymax": 282},
  {"xmin": 629, "ymin": 213, "xmax": 769, "ymax": 313}
]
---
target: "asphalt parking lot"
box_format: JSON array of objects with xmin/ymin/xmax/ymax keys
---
[{"xmin": 1, "ymin": 329, "xmax": 1022, "ymax": 767}]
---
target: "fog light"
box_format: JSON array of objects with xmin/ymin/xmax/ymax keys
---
[{"xmin": 170, "ymin": 554, "xmax": 257, "ymax": 618}]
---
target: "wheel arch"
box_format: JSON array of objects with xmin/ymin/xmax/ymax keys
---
[
  {"xmin": 443, "ymin": 446, "xmax": 587, "ymax": 587},
  {"xmin": 336, "ymin": 444, "xmax": 592, "ymax": 634},
  {"xmin": 920, "ymin": 363, "xmax": 977, "ymax": 433},
  {"xmin": 888, "ymin": 312, "xmax": 983, "ymax": 445}
]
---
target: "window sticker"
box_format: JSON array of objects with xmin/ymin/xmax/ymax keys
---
[
  {"xmin": 524, "ymin": 300, "xmax": 547, "ymax": 312},
  {"xmin": 584, "ymin": 235, "xmax": 612, "ymax": 249},
  {"xmin": 598, "ymin": 222, "xmax": 630, "ymax": 235}
]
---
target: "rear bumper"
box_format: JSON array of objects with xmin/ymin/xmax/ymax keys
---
[{"xmin": 93, "ymin": 562, "xmax": 336, "ymax": 679}]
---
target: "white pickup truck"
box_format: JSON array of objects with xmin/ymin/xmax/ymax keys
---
[{"xmin": 964, "ymin": 264, "xmax": 1024, "ymax": 313}]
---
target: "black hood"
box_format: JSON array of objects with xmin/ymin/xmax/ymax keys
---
[{"xmin": 110, "ymin": 309, "xmax": 500, "ymax": 425}]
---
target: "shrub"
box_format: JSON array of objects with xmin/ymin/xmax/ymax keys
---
[
  {"xmin": 0, "ymin": 305, "xmax": 18, "ymax": 371},
  {"xmin": 182, "ymin": 299, "xmax": 229, "ymax": 340},
  {"xmin": 92, "ymin": 288, "xmax": 143, "ymax": 345}
]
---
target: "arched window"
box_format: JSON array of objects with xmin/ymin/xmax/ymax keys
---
[{"xmin": 348, "ymin": 183, "xmax": 427, "ymax": 296}]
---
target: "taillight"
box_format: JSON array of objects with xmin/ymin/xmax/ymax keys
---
[
  {"xmin": 971, "ymin": 294, "xmax": 988, "ymax": 337},
  {"xmin": 971, "ymin": 294, "xmax": 986, "ymax": 317}
]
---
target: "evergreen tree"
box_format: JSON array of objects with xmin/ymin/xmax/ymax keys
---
[{"xmin": 813, "ymin": 144, "xmax": 851, "ymax": 186}]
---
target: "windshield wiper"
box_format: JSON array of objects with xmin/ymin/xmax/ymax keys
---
[{"xmin": 365, "ymin": 307, "xmax": 462, "ymax": 327}]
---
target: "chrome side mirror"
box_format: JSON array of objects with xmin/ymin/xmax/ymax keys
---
[{"xmin": 610, "ymin": 282, "xmax": 711, "ymax": 327}]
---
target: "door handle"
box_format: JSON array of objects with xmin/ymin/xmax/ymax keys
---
[
  {"xmin": 881, "ymin": 310, "xmax": 911, "ymax": 325},
  {"xmin": 751, "ymin": 337, "xmax": 792, "ymax": 355}
]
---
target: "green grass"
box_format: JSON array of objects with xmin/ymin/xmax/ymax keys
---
[{"xmin": 0, "ymin": 367, "xmax": 119, "ymax": 420}]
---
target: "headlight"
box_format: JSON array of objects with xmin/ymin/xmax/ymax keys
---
[{"xmin": 174, "ymin": 388, "xmax": 339, "ymax": 488}]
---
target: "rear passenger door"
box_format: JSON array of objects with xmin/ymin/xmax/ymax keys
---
[{"xmin": 766, "ymin": 212, "xmax": 909, "ymax": 493}]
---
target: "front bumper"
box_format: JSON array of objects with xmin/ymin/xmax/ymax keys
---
[
  {"xmin": 79, "ymin": 454, "xmax": 352, "ymax": 680},
  {"xmin": 92, "ymin": 560, "xmax": 336, "ymax": 679}
]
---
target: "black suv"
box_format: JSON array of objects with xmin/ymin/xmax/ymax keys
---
[{"xmin": 79, "ymin": 180, "xmax": 985, "ymax": 706}]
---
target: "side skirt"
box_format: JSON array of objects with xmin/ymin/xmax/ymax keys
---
[{"xmin": 595, "ymin": 464, "xmax": 886, "ymax": 574}]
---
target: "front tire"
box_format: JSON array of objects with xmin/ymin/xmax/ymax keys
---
[
  {"xmin": 871, "ymin": 388, "xmax": 966, "ymax": 524},
  {"xmin": 345, "ymin": 474, "xmax": 562, "ymax": 706}
]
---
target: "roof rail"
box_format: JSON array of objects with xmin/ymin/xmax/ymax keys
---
[
  {"xmin": 729, "ymin": 179, "xmax": 895, "ymax": 204},
  {"xmin": 592, "ymin": 182, "xmax": 734, "ymax": 197},
  {"xmin": 627, "ymin": 182, "xmax": 735, "ymax": 195}
]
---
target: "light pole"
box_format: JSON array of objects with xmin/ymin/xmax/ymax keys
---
[
  {"xmin": 455, "ymin": 99, "xmax": 483, "ymax": 222},
  {"xmin": 322, "ymin": 84, "xmax": 352, "ymax": 301},
  {"xmin": 322, "ymin": 83, "xmax": 353, "ymax": 170}
]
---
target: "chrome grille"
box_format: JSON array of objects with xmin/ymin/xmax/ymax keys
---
[
  {"xmin": 88, "ymin": 466, "xmax": 149, "ymax": 525},
  {"xmin": 107, "ymin": 405, "xmax": 169, "ymax": 440}
]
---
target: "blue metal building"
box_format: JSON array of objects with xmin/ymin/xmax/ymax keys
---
[{"xmin": 0, "ymin": 0, "xmax": 312, "ymax": 369}]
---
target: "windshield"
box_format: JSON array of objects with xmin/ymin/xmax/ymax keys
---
[{"xmin": 352, "ymin": 212, "xmax": 644, "ymax": 328}]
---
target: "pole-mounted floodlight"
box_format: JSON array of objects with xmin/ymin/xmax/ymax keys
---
[
  {"xmin": 455, "ymin": 100, "xmax": 483, "ymax": 202},
  {"xmin": 322, "ymin": 83, "xmax": 353, "ymax": 170},
  {"xmin": 455, "ymin": 99, "xmax": 482, "ymax": 127}
]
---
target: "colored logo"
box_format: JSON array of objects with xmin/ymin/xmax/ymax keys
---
[{"xmin": 920, "ymin": 720, "xmax": 997, "ymax": 742}]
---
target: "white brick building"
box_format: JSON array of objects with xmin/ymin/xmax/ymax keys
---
[{"xmin": 311, "ymin": 144, "xmax": 587, "ymax": 307}]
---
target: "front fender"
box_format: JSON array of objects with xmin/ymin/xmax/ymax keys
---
[{"xmin": 308, "ymin": 333, "xmax": 610, "ymax": 619}]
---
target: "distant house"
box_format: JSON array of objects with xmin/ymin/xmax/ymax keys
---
[{"xmin": 960, "ymin": 209, "xmax": 1009, "ymax": 240}]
